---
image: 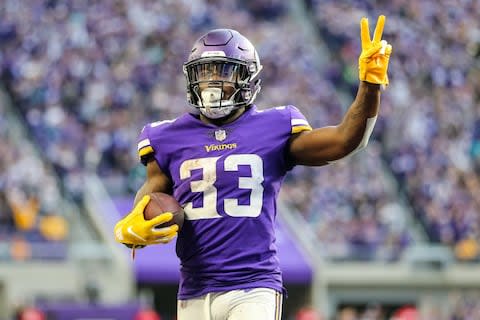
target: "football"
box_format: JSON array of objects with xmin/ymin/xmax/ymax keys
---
[{"xmin": 143, "ymin": 192, "xmax": 185, "ymax": 231}]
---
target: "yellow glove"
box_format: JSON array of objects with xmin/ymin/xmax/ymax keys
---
[
  {"xmin": 358, "ymin": 15, "xmax": 392, "ymax": 86},
  {"xmin": 114, "ymin": 195, "xmax": 179, "ymax": 247}
]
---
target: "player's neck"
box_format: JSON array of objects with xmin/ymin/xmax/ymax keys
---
[{"xmin": 200, "ymin": 107, "xmax": 247, "ymax": 126}]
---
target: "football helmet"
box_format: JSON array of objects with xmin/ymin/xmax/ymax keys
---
[{"xmin": 183, "ymin": 29, "xmax": 263, "ymax": 119}]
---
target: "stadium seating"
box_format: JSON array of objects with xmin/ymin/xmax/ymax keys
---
[
  {"xmin": 1, "ymin": 0, "xmax": 480, "ymax": 317},
  {"xmin": 0, "ymin": 101, "xmax": 68, "ymax": 261},
  {"xmin": 305, "ymin": 0, "xmax": 480, "ymax": 261},
  {"xmin": 0, "ymin": 0, "xmax": 414, "ymax": 263}
]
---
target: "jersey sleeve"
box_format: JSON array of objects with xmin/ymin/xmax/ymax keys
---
[
  {"xmin": 288, "ymin": 105, "xmax": 312, "ymax": 134},
  {"xmin": 278, "ymin": 105, "xmax": 312, "ymax": 171},
  {"xmin": 137, "ymin": 124, "xmax": 155, "ymax": 166}
]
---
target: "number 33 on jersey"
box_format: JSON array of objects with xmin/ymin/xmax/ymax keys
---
[{"xmin": 137, "ymin": 105, "xmax": 311, "ymax": 222}]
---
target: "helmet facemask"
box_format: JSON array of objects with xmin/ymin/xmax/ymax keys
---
[{"xmin": 184, "ymin": 57, "xmax": 262, "ymax": 119}]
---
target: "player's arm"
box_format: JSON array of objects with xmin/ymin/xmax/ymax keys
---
[
  {"xmin": 289, "ymin": 15, "xmax": 391, "ymax": 166},
  {"xmin": 133, "ymin": 160, "xmax": 172, "ymax": 206},
  {"xmin": 114, "ymin": 160, "xmax": 177, "ymax": 247},
  {"xmin": 289, "ymin": 82, "xmax": 380, "ymax": 165}
]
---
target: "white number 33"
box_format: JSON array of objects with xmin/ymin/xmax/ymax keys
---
[{"xmin": 179, "ymin": 154, "xmax": 264, "ymax": 220}]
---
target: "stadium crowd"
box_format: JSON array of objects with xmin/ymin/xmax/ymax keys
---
[
  {"xmin": 0, "ymin": 0, "xmax": 411, "ymax": 261},
  {"xmin": 2, "ymin": 0, "xmax": 479, "ymax": 261},
  {"xmin": 306, "ymin": 0, "xmax": 480, "ymax": 260},
  {"xmin": 0, "ymin": 100, "xmax": 68, "ymax": 260}
]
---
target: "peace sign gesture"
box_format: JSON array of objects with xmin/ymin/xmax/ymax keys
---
[{"xmin": 358, "ymin": 15, "xmax": 392, "ymax": 86}]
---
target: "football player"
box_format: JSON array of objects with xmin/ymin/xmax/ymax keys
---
[{"xmin": 114, "ymin": 15, "xmax": 391, "ymax": 320}]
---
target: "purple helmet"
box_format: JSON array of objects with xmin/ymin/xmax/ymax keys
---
[{"xmin": 183, "ymin": 29, "xmax": 263, "ymax": 119}]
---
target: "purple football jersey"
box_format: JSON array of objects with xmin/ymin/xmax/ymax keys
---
[{"xmin": 136, "ymin": 105, "xmax": 311, "ymax": 299}]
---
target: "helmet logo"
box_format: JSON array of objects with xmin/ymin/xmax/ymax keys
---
[
  {"xmin": 214, "ymin": 129, "xmax": 227, "ymax": 142},
  {"xmin": 201, "ymin": 51, "xmax": 226, "ymax": 57}
]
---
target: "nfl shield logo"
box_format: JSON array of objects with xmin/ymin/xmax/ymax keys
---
[{"xmin": 214, "ymin": 129, "xmax": 227, "ymax": 141}]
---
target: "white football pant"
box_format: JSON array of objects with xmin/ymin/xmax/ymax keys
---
[{"xmin": 177, "ymin": 288, "xmax": 283, "ymax": 320}]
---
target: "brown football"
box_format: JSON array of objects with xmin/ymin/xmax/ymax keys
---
[{"xmin": 143, "ymin": 192, "xmax": 185, "ymax": 231}]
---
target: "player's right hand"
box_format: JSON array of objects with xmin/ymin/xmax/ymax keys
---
[
  {"xmin": 113, "ymin": 195, "xmax": 179, "ymax": 247},
  {"xmin": 358, "ymin": 15, "xmax": 392, "ymax": 86}
]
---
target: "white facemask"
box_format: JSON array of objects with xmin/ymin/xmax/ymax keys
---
[{"xmin": 199, "ymin": 88, "xmax": 235, "ymax": 119}]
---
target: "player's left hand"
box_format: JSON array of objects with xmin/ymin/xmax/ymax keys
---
[
  {"xmin": 113, "ymin": 195, "xmax": 179, "ymax": 247},
  {"xmin": 358, "ymin": 15, "xmax": 392, "ymax": 86}
]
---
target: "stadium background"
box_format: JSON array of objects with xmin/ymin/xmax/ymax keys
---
[{"xmin": 0, "ymin": 0, "xmax": 479, "ymax": 319}]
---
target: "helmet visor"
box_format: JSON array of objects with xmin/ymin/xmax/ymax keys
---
[{"xmin": 186, "ymin": 61, "xmax": 249, "ymax": 83}]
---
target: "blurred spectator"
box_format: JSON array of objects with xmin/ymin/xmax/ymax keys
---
[
  {"xmin": 391, "ymin": 306, "xmax": 418, "ymax": 320},
  {"xmin": 10, "ymin": 196, "xmax": 39, "ymax": 232},
  {"xmin": 134, "ymin": 308, "xmax": 162, "ymax": 320},
  {"xmin": 454, "ymin": 236, "xmax": 479, "ymax": 262},
  {"xmin": 295, "ymin": 305, "xmax": 324, "ymax": 320},
  {"xmin": 336, "ymin": 307, "xmax": 357, "ymax": 320},
  {"xmin": 38, "ymin": 215, "xmax": 68, "ymax": 241},
  {"xmin": 15, "ymin": 307, "xmax": 46, "ymax": 320},
  {"xmin": 10, "ymin": 235, "xmax": 32, "ymax": 261}
]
